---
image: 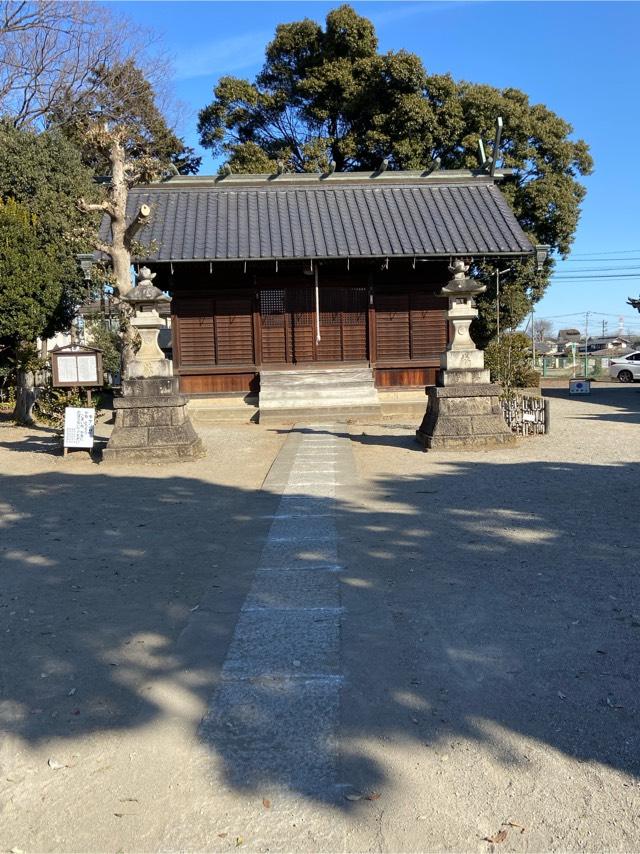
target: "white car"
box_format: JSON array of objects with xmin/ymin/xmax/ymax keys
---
[{"xmin": 609, "ymin": 351, "xmax": 640, "ymax": 382}]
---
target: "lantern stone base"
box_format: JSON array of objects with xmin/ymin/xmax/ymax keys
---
[
  {"xmin": 416, "ymin": 382, "xmax": 516, "ymax": 451},
  {"xmin": 102, "ymin": 377, "xmax": 205, "ymax": 463}
]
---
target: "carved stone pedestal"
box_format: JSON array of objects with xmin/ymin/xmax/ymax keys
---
[
  {"xmin": 415, "ymin": 259, "xmax": 515, "ymax": 451},
  {"xmin": 102, "ymin": 377, "xmax": 205, "ymax": 463},
  {"xmin": 102, "ymin": 267, "xmax": 205, "ymax": 464},
  {"xmin": 416, "ymin": 383, "xmax": 515, "ymax": 450}
]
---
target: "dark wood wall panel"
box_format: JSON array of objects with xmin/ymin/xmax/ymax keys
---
[
  {"xmin": 375, "ymin": 294, "xmax": 410, "ymax": 360},
  {"xmin": 375, "ymin": 366, "xmax": 438, "ymax": 388},
  {"xmin": 374, "ymin": 292, "xmax": 447, "ymax": 362},
  {"xmin": 179, "ymin": 373, "xmax": 259, "ymax": 394},
  {"xmin": 214, "ymin": 297, "xmax": 254, "ymax": 364},
  {"xmin": 174, "ymin": 294, "xmax": 254, "ymax": 369}
]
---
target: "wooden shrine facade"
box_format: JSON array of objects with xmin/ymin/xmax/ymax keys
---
[
  {"xmin": 168, "ymin": 261, "xmax": 450, "ymax": 394},
  {"xmin": 113, "ymin": 168, "xmax": 535, "ymax": 396}
]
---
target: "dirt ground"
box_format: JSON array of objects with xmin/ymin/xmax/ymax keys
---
[{"xmin": 1, "ymin": 384, "xmax": 639, "ymax": 853}]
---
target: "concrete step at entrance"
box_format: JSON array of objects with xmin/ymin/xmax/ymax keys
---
[
  {"xmin": 259, "ymin": 366, "xmax": 381, "ymax": 420},
  {"xmin": 260, "ymin": 385, "xmax": 379, "ymax": 404},
  {"xmin": 260, "ymin": 368, "xmax": 374, "ymax": 388},
  {"xmin": 259, "ymin": 404, "xmax": 382, "ymax": 425},
  {"xmin": 187, "ymin": 397, "xmax": 259, "ymax": 424}
]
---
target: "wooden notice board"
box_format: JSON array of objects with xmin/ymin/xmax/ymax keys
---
[{"xmin": 51, "ymin": 345, "xmax": 103, "ymax": 388}]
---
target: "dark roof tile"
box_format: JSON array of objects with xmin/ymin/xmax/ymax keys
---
[{"xmin": 103, "ymin": 181, "xmax": 533, "ymax": 261}]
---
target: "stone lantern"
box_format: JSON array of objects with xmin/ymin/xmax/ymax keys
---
[
  {"xmin": 124, "ymin": 267, "xmax": 172, "ymax": 380},
  {"xmin": 102, "ymin": 267, "xmax": 204, "ymax": 463},
  {"xmin": 416, "ymin": 259, "xmax": 515, "ymax": 450}
]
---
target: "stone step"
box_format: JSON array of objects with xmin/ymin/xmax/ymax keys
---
[
  {"xmin": 190, "ymin": 406, "xmax": 259, "ymax": 424},
  {"xmin": 259, "ymin": 365, "xmax": 380, "ymax": 422},
  {"xmin": 260, "ymin": 386, "xmax": 379, "ymax": 403},
  {"xmin": 260, "ymin": 370, "xmax": 374, "ymax": 388},
  {"xmin": 259, "ymin": 404, "xmax": 382, "ymax": 425}
]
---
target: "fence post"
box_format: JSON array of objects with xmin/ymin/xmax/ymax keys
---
[{"xmin": 544, "ymin": 398, "xmax": 551, "ymax": 434}]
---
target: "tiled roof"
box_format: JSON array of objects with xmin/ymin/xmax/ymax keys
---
[{"xmin": 106, "ymin": 177, "xmax": 534, "ymax": 261}]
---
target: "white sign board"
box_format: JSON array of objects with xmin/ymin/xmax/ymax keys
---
[
  {"xmin": 77, "ymin": 355, "xmax": 98, "ymax": 383},
  {"xmin": 57, "ymin": 356, "xmax": 79, "ymax": 383},
  {"xmin": 64, "ymin": 407, "xmax": 95, "ymax": 449}
]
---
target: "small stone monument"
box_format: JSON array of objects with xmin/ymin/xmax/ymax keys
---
[
  {"xmin": 102, "ymin": 267, "xmax": 204, "ymax": 463},
  {"xmin": 416, "ymin": 259, "xmax": 515, "ymax": 450}
]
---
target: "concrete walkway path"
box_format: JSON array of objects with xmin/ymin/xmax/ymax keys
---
[{"xmin": 195, "ymin": 427, "xmax": 354, "ymax": 849}]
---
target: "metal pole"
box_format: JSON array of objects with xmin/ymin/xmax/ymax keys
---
[
  {"xmin": 496, "ymin": 269, "xmax": 500, "ymax": 342},
  {"xmin": 531, "ymin": 299, "xmax": 536, "ymax": 366},
  {"xmin": 584, "ymin": 311, "xmax": 589, "ymax": 376},
  {"xmin": 314, "ymin": 265, "xmax": 321, "ymax": 344}
]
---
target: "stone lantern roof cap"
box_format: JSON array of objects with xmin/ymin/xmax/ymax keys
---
[{"xmin": 125, "ymin": 282, "xmax": 170, "ymax": 304}]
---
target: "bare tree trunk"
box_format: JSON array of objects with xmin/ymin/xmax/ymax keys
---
[
  {"xmin": 13, "ymin": 367, "xmax": 37, "ymax": 424},
  {"xmin": 78, "ymin": 136, "xmax": 151, "ymax": 379}
]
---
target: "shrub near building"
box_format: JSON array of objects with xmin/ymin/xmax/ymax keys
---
[{"xmin": 484, "ymin": 332, "xmax": 540, "ymax": 395}]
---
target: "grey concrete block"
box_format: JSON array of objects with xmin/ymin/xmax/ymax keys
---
[
  {"xmin": 171, "ymin": 407, "xmax": 186, "ymax": 425},
  {"xmin": 122, "ymin": 376, "xmax": 180, "ymax": 397},
  {"xmin": 147, "ymin": 422, "xmax": 197, "ymax": 446},
  {"xmin": 438, "ymin": 396, "xmax": 494, "ymax": 416},
  {"xmin": 223, "ymin": 609, "xmax": 340, "ymax": 678},
  {"xmin": 199, "ymin": 676, "xmax": 339, "ymax": 795},
  {"xmin": 106, "ymin": 426, "xmax": 148, "ymax": 448},
  {"xmin": 440, "ymin": 369, "xmax": 491, "ymax": 385},
  {"xmin": 102, "ymin": 437, "xmax": 205, "ymax": 463},
  {"xmin": 245, "ymin": 569, "xmax": 340, "ymax": 611},
  {"xmin": 471, "ymin": 415, "xmax": 512, "ymax": 436}
]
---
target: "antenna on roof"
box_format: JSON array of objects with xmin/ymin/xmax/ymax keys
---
[
  {"xmin": 422, "ymin": 157, "xmax": 441, "ymax": 177},
  {"xmin": 489, "ymin": 117, "xmax": 503, "ymax": 177},
  {"xmin": 477, "ymin": 138, "xmax": 488, "ymax": 168}
]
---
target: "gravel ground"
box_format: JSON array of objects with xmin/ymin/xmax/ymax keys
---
[{"xmin": 0, "ymin": 384, "xmax": 639, "ymax": 852}]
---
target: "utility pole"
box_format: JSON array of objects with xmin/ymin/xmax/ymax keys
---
[
  {"xmin": 496, "ymin": 266, "xmax": 511, "ymax": 343},
  {"xmin": 584, "ymin": 311, "xmax": 591, "ymax": 376},
  {"xmin": 531, "ymin": 299, "xmax": 536, "ymax": 366}
]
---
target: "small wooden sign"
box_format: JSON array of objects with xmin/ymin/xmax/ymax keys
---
[
  {"xmin": 51, "ymin": 345, "xmax": 103, "ymax": 388},
  {"xmin": 64, "ymin": 407, "xmax": 95, "ymax": 450}
]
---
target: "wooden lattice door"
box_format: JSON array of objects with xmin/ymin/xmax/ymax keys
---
[{"xmin": 259, "ymin": 286, "xmax": 368, "ymax": 364}]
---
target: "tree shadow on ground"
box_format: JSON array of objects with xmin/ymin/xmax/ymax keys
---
[{"xmin": 1, "ymin": 445, "xmax": 639, "ymax": 808}]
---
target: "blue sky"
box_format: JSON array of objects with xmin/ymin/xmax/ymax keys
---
[{"xmin": 112, "ymin": 0, "xmax": 640, "ymax": 336}]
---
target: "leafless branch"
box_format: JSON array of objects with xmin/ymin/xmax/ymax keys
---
[
  {"xmin": 77, "ymin": 197, "xmax": 115, "ymax": 217},
  {"xmin": 0, "ymin": 1, "xmax": 159, "ymax": 129},
  {"xmin": 124, "ymin": 204, "xmax": 151, "ymax": 244}
]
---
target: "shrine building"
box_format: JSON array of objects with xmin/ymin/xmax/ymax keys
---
[{"xmin": 120, "ymin": 166, "xmax": 535, "ymax": 420}]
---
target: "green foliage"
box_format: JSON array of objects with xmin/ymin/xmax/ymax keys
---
[
  {"xmin": 0, "ymin": 199, "xmax": 58, "ymax": 341},
  {"xmin": 34, "ymin": 385, "xmax": 93, "ymax": 427},
  {"xmin": 198, "ymin": 4, "xmax": 592, "ymax": 335},
  {"xmin": 0, "ymin": 124, "xmax": 96, "ymax": 346},
  {"xmin": 84, "ymin": 316, "xmax": 122, "ymax": 377},
  {"xmin": 484, "ymin": 332, "xmax": 540, "ymax": 394}
]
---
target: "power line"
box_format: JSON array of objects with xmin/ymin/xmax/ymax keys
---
[
  {"xmin": 561, "ymin": 258, "xmax": 640, "ymax": 264},
  {"xmin": 567, "ymin": 248, "xmax": 640, "ymax": 257},
  {"xmin": 554, "ymin": 264, "xmax": 640, "ymax": 272},
  {"xmin": 550, "ymin": 274, "xmax": 640, "ymax": 281}
]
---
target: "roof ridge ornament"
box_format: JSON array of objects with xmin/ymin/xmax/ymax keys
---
[
  {"xmin": 422, "ymin": 157, "xmax": 441, "ymax": 177},
  {"xmin": 478, "ymin": 117, "xmax": 504, "ymax": 176}
]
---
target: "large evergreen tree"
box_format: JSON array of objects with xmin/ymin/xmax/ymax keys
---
[
  {"xmin": 198, "ymin": 4, "xmax": 593, "ymax": 339},
  {"xmin": 0, "ymin": 123, "xmax": 97, "ymax": 421}
]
